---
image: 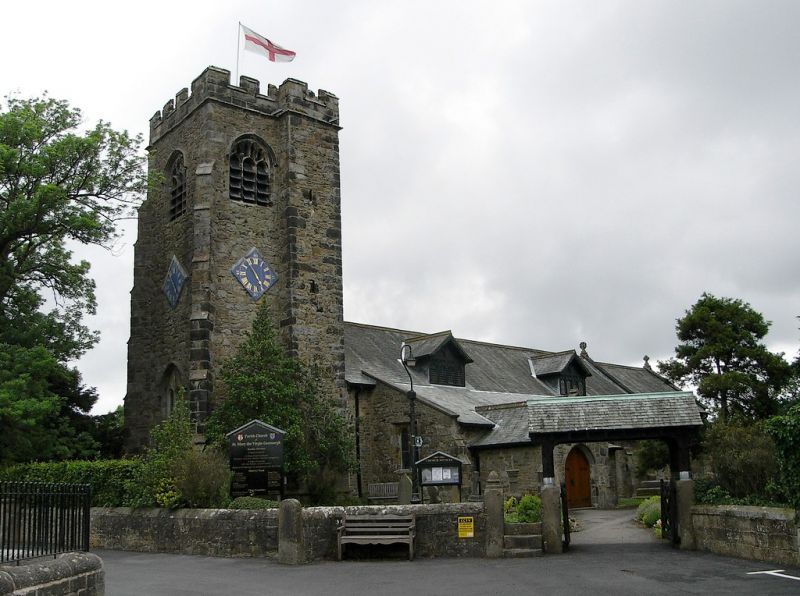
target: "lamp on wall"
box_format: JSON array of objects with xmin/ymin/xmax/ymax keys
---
[{"xmin": 400, "ymin": 344, "xmax": 421, "ymax": 504}]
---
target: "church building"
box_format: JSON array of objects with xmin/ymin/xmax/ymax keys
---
[{"xmin": 124, "ymin": 68, "xmax": 702, "ymax": 508}]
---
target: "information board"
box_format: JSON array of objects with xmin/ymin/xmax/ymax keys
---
[
  {"xmin": 226, "ymin": 420, "xmax": 284, "ymax": 499},
  {"xmin": 417, "ymin": 451, "xmax": 463, "ymax": 487}
]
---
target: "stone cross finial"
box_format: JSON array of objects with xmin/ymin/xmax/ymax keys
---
[
  {"xmin": 579, "ymin": 341, "xmax": 588, "ymax": 358},
  {"xmin": 643, "ymin": 355, "xmax": 652, "ymax": 370}
]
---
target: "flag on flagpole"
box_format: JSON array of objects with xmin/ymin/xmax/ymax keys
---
[{"xmin": 240, "ymin": 24, "xmax": 296, "ymax": 63}]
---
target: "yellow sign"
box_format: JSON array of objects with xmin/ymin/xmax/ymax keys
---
[{"xmin": 458, "ymin": 516, "xmax": 474, "ymax": 538}]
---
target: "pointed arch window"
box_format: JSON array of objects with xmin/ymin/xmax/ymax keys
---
[
  {"xmin": 229, "ymin": 137, "xmax": 273, "ymax": 205},
  {"xmin": 168, "ymin": 153, "xmax": 187, "ymax": 221}
]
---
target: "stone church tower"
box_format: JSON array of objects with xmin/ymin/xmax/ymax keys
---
[{"xmin": 124, "ymin": 67, "xmax": 345, "ymax": 450}]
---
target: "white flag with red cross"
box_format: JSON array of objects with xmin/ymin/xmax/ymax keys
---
[{"xmin": 241, "ymin": 24, "xmax": 296, "ymax": 63}]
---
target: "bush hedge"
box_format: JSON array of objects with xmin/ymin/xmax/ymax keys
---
[
  {"xmin": 0, "ymin": 459, "xmax": 142, "ymax": 506},
  {"xmin": 635, "ymin": 495, "xmax": 661, "ymax": 528}
]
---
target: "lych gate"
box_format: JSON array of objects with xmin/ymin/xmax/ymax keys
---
[{"xmin": 525, "ymin": 392, "xmax": 704, "ymax": 553}]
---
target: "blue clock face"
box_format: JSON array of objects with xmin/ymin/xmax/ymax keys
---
[
  {"xmin": 163, "ymin": 255, "xmax": 188, "ymax": 309},
  {"xmin": 231, "ymin": 248, "xmax": 277, "ymax": 300}
]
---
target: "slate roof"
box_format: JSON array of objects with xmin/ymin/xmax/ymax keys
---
[
  {"xmin": 344, "ymin": 322, "xmax": 673, "ymax": 396},
  {"xmin": 366, "ymin": 375, "xmax": 539, "ymax": 427},
  {"xmin": 403, "ymin": 331, "xmax": 473, "ymax": 362},
  {"xmin": 344, "ymin": 322, "xmax": 691, "ymax": 446},
  {"xmin": 525, "ymin": 392, "xmax": 702, "ymax": 434}
]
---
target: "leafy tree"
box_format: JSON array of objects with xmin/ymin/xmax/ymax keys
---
[
  {"xmin": 92, "ymin": 405, "xmax": 126, "ymax": 459},
  {"xmin": 703, "ymin": 419, "xmax": 778, "ymax": 499},
  {"xmin": 658, "ymin": 293, "xmax": 792, "ymax": 420},
  {"xmin": 205, "ymin": 303, "xmax": 355, "ymax": 489},
  {"xmin": 0, "ymin": 343, "xmax": 99, "ymax": 465},
  {"xmin": 0, "ymin": 94, "xmax": 146, "ymax": 463},
  {"xmin": 765, "ymin": 403, "xmax": 800, "ymax": 510}
]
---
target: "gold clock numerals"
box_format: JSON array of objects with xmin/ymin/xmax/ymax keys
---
[{"xmin": 230, "ymin": 248, "xmax": 277, "ymax": 300}]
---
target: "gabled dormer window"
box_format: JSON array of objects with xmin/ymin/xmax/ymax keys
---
[
  {"xmin": 402, "ymin": 331, "xmax": 472, "ymax": 387},
  {"xmin": 559, "ymin": 374, "xmax": 585, "ymax": 396},
  {"xmin": 429, "ymin": 353, "xmax": 465, "ymax": 387}
]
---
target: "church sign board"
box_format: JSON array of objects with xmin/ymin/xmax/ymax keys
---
[
  {"xmin": 226, "ymin": 420, "xmax": 284, "ymax": 500},
  {"xmin": 417, "ymin": 451, "xmax": 463, "ymax": 487}
]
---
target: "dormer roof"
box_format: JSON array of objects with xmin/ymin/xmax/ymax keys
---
[
  {"xmin": 529, "ymin": 350, "xmax": 592, "ymax": 378},
  {"xmin": 403, "ymin": 330, "xmax": 473, "ymax": 363}
]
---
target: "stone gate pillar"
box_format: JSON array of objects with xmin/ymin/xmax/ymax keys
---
[
  {"xmin": 485, "ymin": 471, "xmax": 504, "ymax": 558},
  {"xmin": 669, "ymin": 436, "xmax": 696, "ymax": 550},
  {"xmin": 540, "ymin": 439, "xmax": 563, "ymax": 554}
]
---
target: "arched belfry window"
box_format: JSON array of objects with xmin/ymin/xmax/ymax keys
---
[
  {"xmin": 229, "ymin": 136, "xmax": 274, "ymax": 205},
  {"xmin": 161, "ymin": 364, "xmax": 183, "ymax": 419},
  {"xmin": 168, "ymin": 152, "xmax": 187, "ymax": 221}
]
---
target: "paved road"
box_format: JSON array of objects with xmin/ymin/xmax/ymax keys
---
[{"xmin": 97, "ymin": 509, "xmax": 800, "ymax": 595}]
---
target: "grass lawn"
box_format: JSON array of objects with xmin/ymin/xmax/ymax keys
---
[{"xmin": 617, "ymin": 496, "xmax": 649, "ymax": 508}]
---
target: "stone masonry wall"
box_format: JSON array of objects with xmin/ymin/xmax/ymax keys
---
[
  {"xmin": 0, "ymin": 552, "xmax": 104, "ymax": 596},
  {"xmin": 126, "ymin": 67, "xmax": 345, "ymax": 449},
  {"xmin": 692, "ymin": 505, "xmax": 799, "ymax": 567},
  {"xmin": 356, "ymin": 384, "xmax": 624, "ymax": 505},
  {"xmin": 304, "ymin": 503, "xmax": 486, "ymax": 560},
  {"xmin": 90, "ymin": 504, "xmax": 484, "ymax": 561},
  {"xmin": 90, "ymin": 508, "xmax": 278, "ymax": 557},
  {"xmin": 356, "ymin": 383, "xmax": 476, "ymax": 498}
]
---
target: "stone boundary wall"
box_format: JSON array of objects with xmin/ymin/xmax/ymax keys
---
[
  {"xmin": 0, "ymin": 552, "xmax": 103, "ymax": 596},
  {"xmin": 302, "ymin": 503, "xmax": 486, "ymax": 561},
  {"xmin": 692, "ymin": 505, "xmax": 799, "ymax": 567},
  {"xmin": 90, "ymin": 503, "xmax": 486, "ymax": 561},
  {"xmin": 90, "ymin": 508, "xmax": 278, "ymax": 557}
]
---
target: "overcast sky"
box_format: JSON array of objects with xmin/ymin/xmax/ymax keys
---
[{"xmin": 3, "ymin": 0, "xmax": 799, "ymax": 413}]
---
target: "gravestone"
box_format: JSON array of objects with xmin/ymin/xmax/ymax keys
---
[{"xmin": 226, "ymin": 419, "xmax": 285, "ymax": 500}]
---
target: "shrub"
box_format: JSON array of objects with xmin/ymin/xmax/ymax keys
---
[
  {"xmin": 765, "ymin": 403, "xmax": 800, "ymax": 510},
  {"xmin": 172, "ymin": 448, "xmax": 231, "ymax": 508},
  {"xmin": 125, "ymin": 398, "xmax": 195, "ymax": 508},
  {"xmin": 228, "ymin": 496, "xmax": 279, "ymax": 509},
  {"xmin": 503, "ymin": 496, "xmax": 517, "ymax": 515},
  {"xmin": 703, "ymin": 420, "xmax": 777, "ymax": 498},
  {"xmin": 0, "ymin": 459, "xmax": 142, "ymax": 506},
  {"xmin": 504, "ymin": 494, "xmax": 542, "ymax": 523},
  {"xmin": 516, "ymin": 494, "xmax": 542, "ymax": 523},
  {"xmin": 635, "ymin": 495, "xmax": 661, "ymax": 527}
]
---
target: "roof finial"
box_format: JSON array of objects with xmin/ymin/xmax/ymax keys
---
[
  {"xmin": 643, "ymin": 355, "xmax": 652, "ymax": 370},
  {"xmin": 579, "ymin": 341, "xmax": 588, "ymax": 358}
]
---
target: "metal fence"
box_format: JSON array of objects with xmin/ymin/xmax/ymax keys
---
[{"xmin": 0, "ymin": 482, "xmax": 91, "ymax": 564}]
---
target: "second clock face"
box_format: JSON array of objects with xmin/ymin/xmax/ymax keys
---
[
  {"xmin": 163, "ymin": 255, "xmax": 188, "ymax": 309},
  {"xmin": 230, "ymin": 247, "xmax": 277, "ymax": 300}
]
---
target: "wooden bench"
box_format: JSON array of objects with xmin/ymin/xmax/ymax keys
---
[
  {"xmin": 337, "ymin": 514, "xmax": 416, "ymax": 560},
  {"xmin": 367, "ymin": 482, "xmax": 399, "ymax": 501}
]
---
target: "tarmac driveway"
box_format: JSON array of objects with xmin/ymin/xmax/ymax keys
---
[{"xmin": 97, "ymin": 508, "xmax": 800, "ymax": 596}]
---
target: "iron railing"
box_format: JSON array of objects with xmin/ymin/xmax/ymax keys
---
[
  {"xmin": 660, "ymin": 479, "xmax": 679, "ymax": 546},
  {"xmin": 0, "ymin": 482, "xmax": 91, "ymax": 564}
]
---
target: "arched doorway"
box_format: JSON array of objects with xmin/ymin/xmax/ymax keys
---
[{"xmin": 565, "ymin": 447, "xmax": 592, "ymax": 508}]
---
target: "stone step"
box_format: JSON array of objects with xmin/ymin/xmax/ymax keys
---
[
  {"xmin": 639, "ymin": 480, "xmax": 662, "ymax": 489},
  {"xmin": 503, "ymin": 547, "xmax": 544, "ymax": 558},
  {"xmin": 504, "ymin": 522, "xmax": 542, "ymax": 535},
  {"xmin": 504, "ymin": 534, "xmax": 542, "ymax": 550},
  {"xmin": 635, "ymin": 487, "xmax": 660, "ymax": 497}
]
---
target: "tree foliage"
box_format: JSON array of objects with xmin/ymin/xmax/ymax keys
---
[
  {"xmin": 205, "ymin": 303, "xmax": 355, "ymax": 485},
  {"xmin": 765, "ymin": 403, "xmax": 800, "ymax": 510},
  {"xmin": 703, "ymin": 419, "xmax": 778, "ymax": 499},
  {"xmin": 658, "ymin": 293, "xmax": 792, "ymax": 420},
  {"xmin": 0, "ymin": 94, "xmax": 146, "ymax": 464}
]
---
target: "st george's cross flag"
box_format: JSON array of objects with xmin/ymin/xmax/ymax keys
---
[{"xmin": 241, "ymin": 24, "xmax": 296, "ymax": 62}]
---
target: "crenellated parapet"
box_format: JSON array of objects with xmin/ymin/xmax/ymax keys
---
[{"xmin": 149, "ymin": 66, "xmax": 339, "ymax": 144}]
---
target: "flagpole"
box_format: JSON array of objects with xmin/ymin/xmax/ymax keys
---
[{"xmin": 235, "ymin": 22, "xmax": 242, "ymax": 84}]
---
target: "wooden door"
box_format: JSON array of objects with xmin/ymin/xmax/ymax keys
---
[{"xmin": 565, "ymin": 448, "xmax": 592, "ymax": 508}]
